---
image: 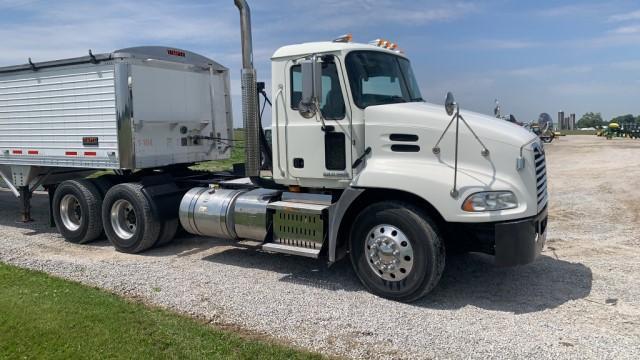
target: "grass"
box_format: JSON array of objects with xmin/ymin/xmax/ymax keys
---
[
  {"xmin": 558, "ymin": 130, "xmax": 597, "ymax": 135},
  {"xmin": 0, "ymin": 263, "xmax": 323, "ymax": 360},
  {"xmin": 191, "ymin": 129, "xmax": 246, "ymax": 172}
]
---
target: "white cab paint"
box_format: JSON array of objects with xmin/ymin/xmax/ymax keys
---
[{"xmin": 270, "ymin": 41, "xmax": 541, "ymax": 224}]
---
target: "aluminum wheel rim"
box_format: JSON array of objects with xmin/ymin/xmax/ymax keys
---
[
  {"xmin": 60, "ymin": 194, "xmax": 82, "ymax": 231},
  {"xmin": 110, "ymin": 199, "xmax": 137, "ymax": 240},
  {"xmin": 365, "ymin": 224, "xmax": 414, "ymax": 281}
]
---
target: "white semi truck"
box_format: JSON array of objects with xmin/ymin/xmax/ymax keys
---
[{"xmin": 0, "ymin": 0, "xmax": 547, "ymax": 301}]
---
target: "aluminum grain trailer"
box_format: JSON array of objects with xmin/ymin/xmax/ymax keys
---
[{"xmin": 0, "ymin": 47, "xmax": 233, "ymax": 250}]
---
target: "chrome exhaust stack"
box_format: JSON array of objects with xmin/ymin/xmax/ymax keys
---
[{"xmin": 234, "ymin": 0, "xmax": 260, "ymax": 177}]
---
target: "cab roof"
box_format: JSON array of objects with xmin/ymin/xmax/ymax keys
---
[{"xmin": 271, "ymin": 41, "xmax": 407, "ymax": 60}]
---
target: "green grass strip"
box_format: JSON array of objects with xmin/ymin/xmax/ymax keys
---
[{"xmin": 0, "ymin": 263, "xmax": 323, "ymax": 360}]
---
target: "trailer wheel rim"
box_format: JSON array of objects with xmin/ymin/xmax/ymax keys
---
[
  {"xmin": 365, "ymin": 224, "xmax": 414, "ymax": 281},
  {"xmin": 60, "ymin": 194, "xmax": 82, "ymax": 231},
  {"xmin": 111, "ymin": 199, "xmax": 137, "ymax": 240}
]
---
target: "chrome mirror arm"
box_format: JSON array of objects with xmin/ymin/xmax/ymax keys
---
[{"xmin": 432, "ymin": 102, "xmax": 491, "ymax": 198}]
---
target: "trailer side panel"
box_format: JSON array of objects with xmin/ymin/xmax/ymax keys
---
[{"xmin": 0, "ymin": 64, "xmax": 120, "ymax": 169}]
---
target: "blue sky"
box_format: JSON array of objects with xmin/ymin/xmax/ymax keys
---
[{"xmin": 1, "ymin": 0, "xmax": 639, "ymax": 125}]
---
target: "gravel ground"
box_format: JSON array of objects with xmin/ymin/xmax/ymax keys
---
[{"xmin": 1, "ymin": 136, "xmax": 639, "ymax": 359}]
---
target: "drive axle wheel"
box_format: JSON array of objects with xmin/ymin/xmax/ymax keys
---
[
  {"xmin": 53, "ymin": 179, "xmax": 103, "ymax": 244},
  {"xmin": 102, "ymin": 183, "xmax": 160, "ymax": 253},
  {"xmin": 349, "ymin": 201, "xmax": 445, "ymax": 302}
]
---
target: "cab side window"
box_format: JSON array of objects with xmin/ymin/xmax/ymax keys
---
[{"xmin": 290, "ymin": 58, "xmax": 345, "ymax": 120}]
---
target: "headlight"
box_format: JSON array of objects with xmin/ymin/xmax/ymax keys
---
[{"xmin": 462, "ymin": 191, "xmax": 518, "ymax": 212}]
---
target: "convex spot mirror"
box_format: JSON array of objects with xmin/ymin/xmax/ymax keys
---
[
  {"xmin": 445, "ymin": 91, "xmax": 456, "ymax": 116},
  {"xmin": 299, "ymin": 57, "xmax": 323, "ymax": 119}
]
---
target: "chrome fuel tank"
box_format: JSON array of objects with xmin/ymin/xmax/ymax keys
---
[
  {"xmin": 179, "ymin": 187, "xmax": 281, "ymax": 241},
  {"xmin": 234, "ymin": 188, "xmax": 281, "ymax": 241},
  {"xmin": 179, "ymin": 187, "xmax": 247, "ymax": 240}
]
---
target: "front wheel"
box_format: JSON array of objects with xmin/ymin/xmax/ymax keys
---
[{"xmin": 349, "ymin": 201, "xmax": 445, "ymax": 302}]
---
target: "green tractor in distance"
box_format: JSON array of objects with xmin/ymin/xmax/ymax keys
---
[{"xmin": 601, "ymin": 122, "xmax": 622, "ymax": 139}]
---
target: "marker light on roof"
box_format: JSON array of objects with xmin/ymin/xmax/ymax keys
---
[
  {"xmin": 369, "ymin": 38, "xmax": 404, "ymax": 53},
  {"xmin": 333, "ymin": 34, "xmax": 353, "ymax": 43}
]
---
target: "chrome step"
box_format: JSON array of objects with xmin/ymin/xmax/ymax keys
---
[
  {"xmin": 267, "ymin": 200, "xmax": 329, "ymax": 214},
  {"xmin": 262, "ymin": 242, "xmax": 321, "ymax": 258}
]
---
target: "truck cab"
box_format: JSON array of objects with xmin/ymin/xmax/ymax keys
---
[
  {"xmin": 263, "ymin": 39, "xmax": 548, "ymax": 300},
  {"xmin": 270, "ymin": 40, "xmax": 547, "ymax": 223}
]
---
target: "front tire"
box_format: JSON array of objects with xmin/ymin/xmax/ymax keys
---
[
  {"xmin": 52, "ymin": 179, "xmax": 103, "ymax": 244},
  {"xmin": 102, "ymin": 183, "xmax": 161, "ymax": 253},
  {"xmin": 349, "ymin": 201, "xmax": 445, "ymax": 302}
]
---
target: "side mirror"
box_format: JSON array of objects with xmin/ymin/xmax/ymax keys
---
[
  {"xmin": 299, "ymin": 58, "xmax": 322, "ymax": 118},
  {"xmin": 445, "ymin": 91, "xmax": 456, "ymax": 116}
]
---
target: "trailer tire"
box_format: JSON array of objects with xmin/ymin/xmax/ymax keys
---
[
  {"xmin": 349, "ymin": 201, "xmax": 445, "ymax": 302},
  {"xmin": 102, "ymin": 183, "xmax": 161, "ymax": 254},
  {"xmin": 53, "ymin": 179, "xmax": 103, "ymax": 244},
  {"xmin": 155, "ymin": 218, "xmax": 179, "ymax": 246}
]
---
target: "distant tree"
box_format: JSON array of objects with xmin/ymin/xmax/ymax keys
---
[
  {"xmin": 576, "ymin": 112, "xmax": 605, "ymax": 128},
  {"xmin": 610, "ymin": 114, "xmax": 635, "ymax": 125}
]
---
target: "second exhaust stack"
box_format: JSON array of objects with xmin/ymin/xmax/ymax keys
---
[{"xmin": 234, "ymin": 0, "xmax": 260, "ymax": 177}]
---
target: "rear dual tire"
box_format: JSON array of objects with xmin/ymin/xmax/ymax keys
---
[
  {"xmin": 101, "ymin": 183, "xmax": 178, "ymax": 253},
  {"xmin": 54, "ymin": 178, "xmax": 178, "ymax": 253},
  {"xmin": 52, "ymin": 179, "xmax": 103, "ymax": 244}
]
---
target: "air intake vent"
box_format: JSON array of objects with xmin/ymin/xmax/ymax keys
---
[{"xmin": 533, "ymin": 143, "xmax": 547, "ymax": 210}]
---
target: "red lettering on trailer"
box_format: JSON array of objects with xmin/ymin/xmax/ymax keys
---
[
  {"xmin": 84, "ymin": 151, "xmax": 97, "ymax": 156},
  {"xmin": 167, "ymin": 49, "xmax": 186, "ymax": 57},
  {"xmin": 12, "ymin": 150, "xmax": 22, "ymax": 155},
  {"xmin": 28, "ymin": 150, "xmax": 39, "ymax": 155},
  {"xmin": 65, "ymin": 151, "xmax": 78, "ymax": 156}
]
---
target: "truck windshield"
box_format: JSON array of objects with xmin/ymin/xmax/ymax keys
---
[{"xmin": 345, "ymin": 51, "xmax": 423, "ymax": 109}]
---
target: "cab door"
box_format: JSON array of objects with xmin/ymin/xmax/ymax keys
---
[{"xmin": 284, "ymin": 55, "xmax": 352, "ymax": 185}]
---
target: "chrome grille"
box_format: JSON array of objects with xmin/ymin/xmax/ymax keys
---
[{"xmin": 533, "ymin": 143, "xmax": 548, "ymax": 210}]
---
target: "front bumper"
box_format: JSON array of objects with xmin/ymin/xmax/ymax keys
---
[
  {"xmin": 494, "ymin": 207, "xmax": 547, "ymax": 266},
  {"xmin": 452, "ymin": 207, "xmax": 548, "ymax": 267}
]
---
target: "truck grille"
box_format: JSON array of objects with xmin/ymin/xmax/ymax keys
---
[{"xmin": 533, "ymin": 143, "xmax": 548, "ymax": 210}]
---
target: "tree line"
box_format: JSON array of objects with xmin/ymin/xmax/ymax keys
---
[{"xmin": 576, "ymin": 112, "xmax": 640, "ymax": 128}]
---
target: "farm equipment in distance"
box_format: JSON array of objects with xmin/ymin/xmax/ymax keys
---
[
  {"xmin": 597, "ymin": 123, "xmax": 640, "ymax": 139},
  {"xmin": 526, "ymin": 113, "xmax": 555, "ymax": 143}
]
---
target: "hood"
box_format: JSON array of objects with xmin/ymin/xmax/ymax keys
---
[{"xmin": 364, "ymin": 102, "xmax": 537, "ymax": 147}]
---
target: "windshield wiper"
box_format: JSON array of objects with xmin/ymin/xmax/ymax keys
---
[
  {"xmin": 388, "ymin": 96, "xmax": 407, "ymax": 103},
  {"xmin": 410, "ymin": 97, "xmax": 424, "ymax": 102}
]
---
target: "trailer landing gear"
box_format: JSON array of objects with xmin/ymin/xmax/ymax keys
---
[{"xmin": 18, "ymin": 186, "xmax": 33, "ymax": 223}]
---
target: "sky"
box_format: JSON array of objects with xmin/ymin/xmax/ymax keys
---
[{"xmin": 1, "ymin": 0, "xmax": 639, "ymax": 126}]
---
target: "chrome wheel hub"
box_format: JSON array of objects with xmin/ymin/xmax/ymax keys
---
[
  {"xmin": 60, "ymin": 194, "xmax": 82, "ymax": 231},
  {"xmin": 111, "ymin": 199, "xmax": 137, "ymax": 240},
  {"xmin": 365, "ymin": 224, "xmax": 414, "ymax": 281}
]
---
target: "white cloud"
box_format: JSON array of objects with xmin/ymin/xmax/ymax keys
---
[
  {"xmin": 571, "ymin": 32, "xmax": 640, "ymax": 48},
  {"xmin": 611, "ymin": 60, "xmax": 640, "ymax": 71},
  {"xmin": 609, "ymin": 25, "xmax": 640, "ymax": 35},
  {"xmin": 608, "ymin": 9, "xmax": 640, "ymax": 22},
  {"xmin": 466, "ymin": 39, "xmax": 541, "ymax": 50},
  {"xmin": 266, "ymin": 0, "xmax": 477, "ymax": 32},
  {"xmin": 536, "ymin": 3, "xmax": 607, "ymax": 17},
  {"xmin": 0, "ymin": 0, "xmax": 239, "ymax": 65},
  {"xmin": 504, "ymin": 64, "xmax": 593, "ymax": 77}
]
